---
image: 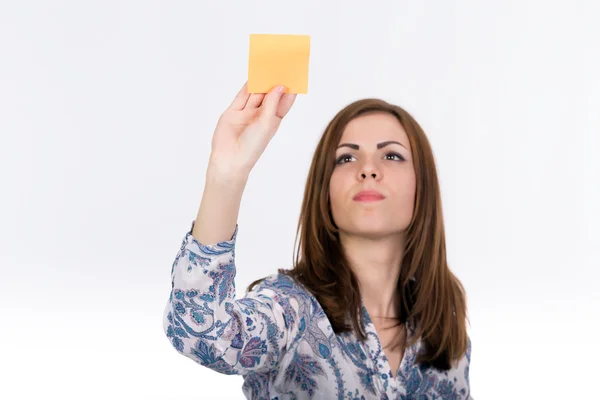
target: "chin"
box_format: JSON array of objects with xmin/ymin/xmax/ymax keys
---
[{"xmin": 341, "ymin": 221, "xmax": 398, "ymax": 239}]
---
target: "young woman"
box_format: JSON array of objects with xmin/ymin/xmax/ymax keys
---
[{"xmin": 163, "ymin": 82, "xmax": 472, "ymax": 399}]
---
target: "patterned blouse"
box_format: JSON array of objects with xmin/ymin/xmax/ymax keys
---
[{"xmin": 163, "ymin": 222, "xmax": 472, "ymax": 399}]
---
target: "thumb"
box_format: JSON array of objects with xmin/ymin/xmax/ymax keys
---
[{"xmin": 260, "ymin": 85, "xmax": 286, "ymax": 120}]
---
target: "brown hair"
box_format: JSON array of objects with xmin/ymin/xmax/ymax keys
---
[{"xmin": 248, "ymin": 98, "xmax": 469, "ymax": 370}]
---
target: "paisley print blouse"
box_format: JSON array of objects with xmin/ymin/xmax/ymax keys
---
[{"xmin": 163, "ymin": 222, "xmax": 472, "ymax": 399}]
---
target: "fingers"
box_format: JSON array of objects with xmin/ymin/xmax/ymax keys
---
[
  {"xmin": 228, "ymin": 82, "xmax": 250, "ymax": 110},
  {"xmin": 229, "ymin": 83, "xmax": 296, "ymax": 119},
  {"xmin": 275, "ymin": 93, "xmax": 297, "ymax": 119},
  {"xmin": 260, "ymin": 85, "xmax": 286, "ymax": 120},
  {"xmin": 246, "ymin": 93, "xmax": 265, "ymax": 108}
]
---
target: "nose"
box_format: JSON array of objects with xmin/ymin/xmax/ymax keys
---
[
  {"xmin": 360, "ymin": 172, "xmax": 377, "ymax": 180},
  {"xmin": 358, "ymin": 163, "xmax": 381, "ymax": 181}
]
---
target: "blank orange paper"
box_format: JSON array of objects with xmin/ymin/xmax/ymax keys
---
[{"xmin": 248, "ymin": 34, "xmax": 311, "ymax": 94}]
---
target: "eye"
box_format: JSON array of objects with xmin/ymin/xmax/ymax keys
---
[
  {"xmin": 385, "ymin": 152, "xmax": 405, "ymax": 161},
  {"xmin": 336, "ymin": 152, "xmax": 406, "ymax": 165},
  {"xmin": 335, "ymin": 154, "xmax": 355, "ymax": 164}
]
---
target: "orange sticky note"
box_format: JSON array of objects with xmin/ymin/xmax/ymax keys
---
[{"xmin": 248, "ymin": 34, "xmax": 311, "ymax": 94}]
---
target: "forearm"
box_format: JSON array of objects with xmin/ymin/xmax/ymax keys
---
[{"xmin": 192, "ymin": 162, "xmax": 249, "ymax": 245}]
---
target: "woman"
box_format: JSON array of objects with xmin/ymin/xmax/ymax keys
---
[{"xmin": 163, "ymin": 82, "xmax": 472, "ymax": 399}]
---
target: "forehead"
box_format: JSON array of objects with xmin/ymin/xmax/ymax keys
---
[{"xmin": 339, "ymin": 112, "xmax": 409, "ymax": 147}]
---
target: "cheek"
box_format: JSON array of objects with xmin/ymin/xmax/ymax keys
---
[
  {"xmin": 328, "ymin": 177, "xmax": 339, "ymax": 207},
  {"xmin": 393, "ymin": 173, "xmax": 417, "ymax": 213},
  {"xmin": 328, "ymin": 171, "xmax": 347, "ymax": 212}
]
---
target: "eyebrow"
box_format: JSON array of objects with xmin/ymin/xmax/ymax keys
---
[{"xmin": 336, "ymin": 141, "xmax": 407, "ymax": 151}]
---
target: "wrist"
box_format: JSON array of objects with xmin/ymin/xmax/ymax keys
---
[{"xmin": 206, "ymin": 161, "xmax": 250, "ymax": 189}]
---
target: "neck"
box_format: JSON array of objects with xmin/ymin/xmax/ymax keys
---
[{"xmin": 339, "ymin": 230, "xmax": 406, "ymax": 319}]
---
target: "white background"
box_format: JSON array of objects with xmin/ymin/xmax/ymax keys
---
[{"xmin": 1, "ymin": 1, "xmax": 598, "ymax": 398}]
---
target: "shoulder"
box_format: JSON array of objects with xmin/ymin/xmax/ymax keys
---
[
  {"xmin": 246, "ymin": 272, "xmax": 314, "ymax": 340},
  {"xmin": 248, "ymin": 272, "xmax": 310, "ymax": 305},
  {"xmin": 247, "ymin": 271, "xmax": 323, "ymax": 315}
]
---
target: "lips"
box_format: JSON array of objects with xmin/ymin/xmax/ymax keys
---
[{"xmin": 353, "ymin": 190, "xmax": 385, "ymax": 201}]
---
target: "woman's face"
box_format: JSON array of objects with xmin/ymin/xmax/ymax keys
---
[{"xmin": 329, "ymin": 112, "xmax": 416, "ymax": 239}]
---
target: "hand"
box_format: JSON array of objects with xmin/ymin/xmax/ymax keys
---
[{"xmin": 208, "ymin": 82, "xmax": 297, "ymax": 179}]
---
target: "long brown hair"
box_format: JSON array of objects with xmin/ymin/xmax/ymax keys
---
[{"xmin": 248, "ymin": 98, "xmax": 469, "ymax": 370}]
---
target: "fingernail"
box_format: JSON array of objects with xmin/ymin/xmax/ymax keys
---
[{"xmin": 277, "ymin": 85, "xmax": 285, "ymax": 93}]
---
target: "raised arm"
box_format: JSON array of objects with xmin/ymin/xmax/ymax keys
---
[
  {"xmin": 163, "ymin": 82, "xmax": 298, "ymax": 375},
  {"xmin": 193, "ymin": 81, "xmax": 296, "ymax": 245}
]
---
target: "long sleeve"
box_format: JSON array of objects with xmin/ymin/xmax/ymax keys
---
[
  {"xmin": 163, "ymin": 221, "xmax": 300, "ymax": 376},
  {"xmin": 463, "ymin": 337, "xmax": 473, "ymax": 399},
  {"xmin": 450, "ymin": 336, "xmax": 473, "ymax": 399}
]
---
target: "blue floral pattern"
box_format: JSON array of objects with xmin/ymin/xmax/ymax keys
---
[{"xmin": 163, "ymin": 221, "xmax": 472, "ymax": 399}]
